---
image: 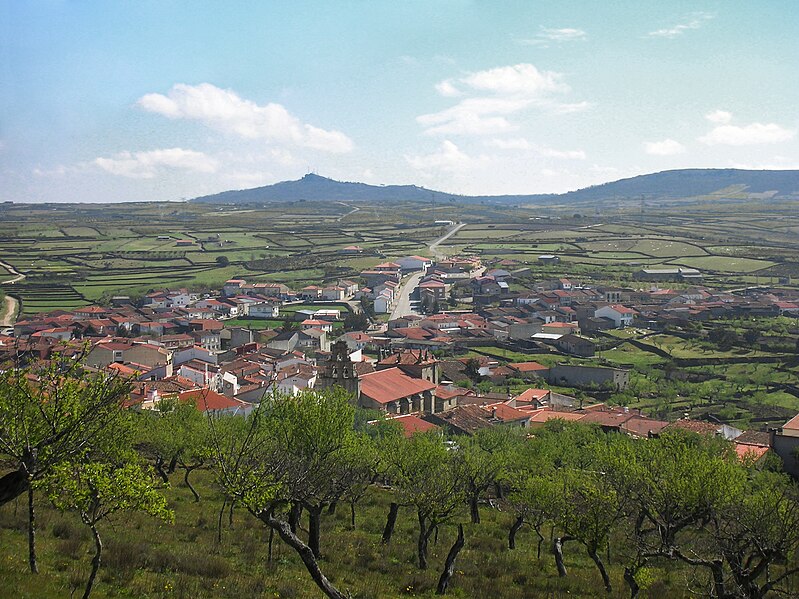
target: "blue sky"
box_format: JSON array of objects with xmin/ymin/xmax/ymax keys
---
[{"xmin": 2, "ymin": 1, "xmax": 798, "ymax": 202}]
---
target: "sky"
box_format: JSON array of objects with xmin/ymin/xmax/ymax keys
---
[{"xmin": 1, "ymin": 1, "xmax": 798, "ymax": 203}]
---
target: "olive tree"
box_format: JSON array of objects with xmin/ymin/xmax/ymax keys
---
[
  {"xmin": 0, "ymin": 358, "xmax": 132, "ymax": 572},
  {"xmin": 46, "ymin": 462, "xmax": 172, "ymax": 599}
]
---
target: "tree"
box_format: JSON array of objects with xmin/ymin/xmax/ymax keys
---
[
  {"xmin": 0, "ymin": 358, "xmax": 132, "ymax": 572},
  {"xmin": 607, "ymin": 430, "xmax": 747, "ymax": 598},
  {"xmin": 343, "ymin": 311, "xmax": 369, "ymax": 332},
  {"xmin": 209, "ymin": 388, "xmax": 363, "ymax": 599},
  {"xmin": 138, "ymin": 398, "xmax": 212, "ymax": 501},
  {"xmin": 215, "ymin": 255, "xmax": 230, "ymax": 267},
  {"xmin": 455, "ymin": 428, "xmax": 514, "ymax": 524},
  {"xmin": 384, "ymin": 432, "xmax": 466, "ymax": 570},
  {"xmin": 46, "ymin": 462, "xmax": 172, "ymax": 598}
]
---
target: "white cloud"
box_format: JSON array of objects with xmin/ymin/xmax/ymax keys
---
[
  {"xmin": 94, "ymin": 148, "xmax": 218, "ymax": 179},
  {"xmin": 435, "ymin": 79, "xmax": 462, "ymax": 97},
  {"xmin": 516, "ymin": 26, "xmax": 587, "ymax": 47},
  {"xmin": 421, "ymin": 63, "xmax": 585, "ymax": 136},
  {"xmin": 706, "ymin": 110, "xmax": 733, "ymax": 124},
  {"xmin": 460, "ymin": 63, "xmax": 569, "ymax": 96},
  {"xmin": 648, "ymin": 12, "xmax": 713, "ymax": 38},
  {"xmin": 138, "ymin": 83, "xmax": 353, "ymax": 153},
  {"xmin": 699, "ymin": 112, "xmax": 795, "ymax": 146},
  {"xmin": 487, "ymin": 138, "xmax": 586, "ymax": 159},
  {"xmin": 644, "ymin": 138, "xmax": 686, "ymax": 156},
  {"xmin": 406, "ymin": 140, "xmax": 486, "ymax": 172}
]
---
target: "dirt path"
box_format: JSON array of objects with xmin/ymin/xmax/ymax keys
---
[
  {"xmin": 0, "ymin": 259, "xmax": 25, "ymax": 327},
  {"xmin": 429, "ymin": 222, "xmax": 465, "ymax": 260}
]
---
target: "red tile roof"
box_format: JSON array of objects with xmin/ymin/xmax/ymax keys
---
[
  {"xmin": 508, "ymin": 361, "xmax": 549, "ymax": 373},
  {"xmin": 178, "ymin": 389, "xmax": 249, "ymax": 412},
  {"xmin": 390, "ymin": 414, "xmax": 440, "ymax": 437},
  {"xmin": 515, "ymin": 388, "xmax": 550, "ymax": 404},
  {"xmin": 359, "ymin": 368, "xmax": 436, "ymax": 404}
]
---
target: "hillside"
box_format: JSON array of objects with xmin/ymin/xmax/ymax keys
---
[{"xmin": 190, "ymin": 169, "xmax": 799, "ymax": 205}]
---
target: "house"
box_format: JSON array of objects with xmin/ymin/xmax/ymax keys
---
[
  {"xmin": 507, "ymin": 361, "xmax": 550, "ymax": 380},
  {"xmin": 549, "ymin": 364, "xmax": 630, "ymax": 390},
  {"xmin": 175, "ymin": 239, "xmax": 195, "ymax": 247},
  {"xmin": 321, "ymin": 286, "xmax": 346, "ymax": 301},
  {"xmin": 634, "ymin": 268, "xmax": 703, "ymax": 282},
  {"xmin": 555, "ymin": 334, "xmax": 596, "ymax": 357},
  {"xmin": 301, "ymin": 319, "xmax": 333, "ymax": 333},
  {"xmin": 374, "ymin": 290, "xmax": 394, "ymax": 314},
  {"xmin": 299, "ymin": 285, "xmax": 323, "ymax": 300},
  {"xmin": 339, "ymin": 245, "xmax": 364, "ymax": 255},
  {"xmin": 538, "ymin": 255, "xmax": 559, "ymax": 264},
  {"xmin": 388, "ymin": 414, "xmax": 441, "ymax": 438},
  {"xmin": 396, "ymin": 255, "xmax": 433, "ymax": 273},
  {"xmin": 770, "ymin": 414, "xmax": 799, "ymax": 478},
  {"xmin": 377, "ymin": 349, "xmax": 440, "ymax": 383},
  {"xmin": 595, "ymin": 305, "xmax": 637, "ymax": 328},
  {"xmin": 359, "ymin": 367, "xmax": 437, "ymax": 414},
  {"xmin": 178, "ymin": 389, "xmax": 254, "ymax": 415},
  {"xmin": 423, "ymin": 405, "xmax": 494, "ymax": 436},
  {"xmin": 246, "ymin": 301, "xmax": 280, "ymax": 319}
]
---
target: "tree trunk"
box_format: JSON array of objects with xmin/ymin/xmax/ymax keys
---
[
  {"xmin": 289, "ymin": 501, "xmax": 302, "ymax": 534},
  {"xmin": 327, "ymin": 501, "xmax": 337, "ymax": 515},
  {"xmin": 167, "ymin": 454, "xmax": 178, "ymax": 474},
  {"xmin": 382, "ymin": 502, "xmax": 399, "ymax": 544},
  {"xmin": 624, "ymin": 567, "xmax": 640, "ymax": 599},
  {"xmin": 267, "ymin": 527, "xmax": 274, "ymax": 563},
  {"xmin": 349, "ymin": 500, "xmax": 356, "ymax": 530},
  {"xmin": 308, "ymin": 505, "xmax": 323, "ymax": 559},
  {"xmin": 509, "ymin": 515, "xmax": 524, "ymax": 549},
  {"xmin": 587, "ymin": 547, "xmax": 612, "ymax": 592},
  {"xmin": 552, "ymin": 536, "xmax": 572, "ymax": 578},
  {"xmin": 494, "ymin": 481, "xmax": 504, "ymax": 500},
  {"xmin": 417, "ymin": 511, "xmax": 433, "ymax": 570},
  {"xmin": 436, "ymin": 524, "xmax": 465, "ymax": 595},
  {"xmin": 228, "ymin": 499, "xmax": 235, "ymax": 527},
  {"xmin": 83, "ymin": 524, "xmax": 102, "ymax": 599},
  {"xmin": 469, "ymin": 494, "xmax": 480, "ymax": 524},
  {"xmin": 258, "ymin": 511, "xmax": 347, "ymax": 599},
  {"xmin": 154, "ymin": 456, "xmax": 169, "ymax": 484},
  {"xmin": 536, "ymin": 527, "xmax": 545, "ymax": 560},
  {"xmin": 216, "ymin": 497, "xmax": 227, "ymax": 545},
  {"xmin": 184, "ymin": 467, "xmax": 200, "ymax": 502},
  {"xmin": 28, "ymin": 485, "xmax": 38, "ymax": 573},
  {"xmin": 0, "ymin": 468, "xmax": 29, "ymax": 507}
]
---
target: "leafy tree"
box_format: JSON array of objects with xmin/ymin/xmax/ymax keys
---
[
  {"xmin": 46, "ymin": 462, "xmax": 172, "ymax": 599},
  {"xmin": 215, "ymin": 255, "xmax": 230, "ymax": 267},
  {"xmin": 209, "ymin": 388, "xmax": 363, "ymax": 599},
  {"xmin": 455, "ymin": 428, "xmax": 515, "ymax": 524},
  {"xmin": 343, "ymin": 311, "xmax": 369, "ymax": 331},
  {"xmin": 138, "ymin": 398, "xmax": 212, "ymax": 501},
  {"xmin": 0, "ymin": 358, "xmax": 132, "ymax": 572},
  {"xmin": 384, "ymin": 432, "xmax": 466, "ymax": 569}
]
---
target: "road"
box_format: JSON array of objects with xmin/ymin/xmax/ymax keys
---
[
  {"xmin": 429, "ymin": 222, "xmax": 465, "ymax": 260},
  {"xmin": 0, "ymin": 259, "xmax": 25, "ymax": 327},
  {"xmin": 386, "ymin": 223, "xmax": 466, "ymax": 321},
  {"xmin": 389, "ymin": 271, "xmax": 423, "ymax": 321}
]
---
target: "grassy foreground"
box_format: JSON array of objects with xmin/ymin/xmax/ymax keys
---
[{"xmin": 0, "ymin": 470, "xmax": 693, "ymax": 599}]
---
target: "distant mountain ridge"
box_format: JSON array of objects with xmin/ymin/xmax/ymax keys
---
[{"xmin": 190, "ymin": 169, "xmax": 799, "ymax": 205}]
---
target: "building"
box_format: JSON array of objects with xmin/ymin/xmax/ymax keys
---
[
  {"xmin": 549, "ymin": 364, "xmax": 630, "ymax": 391},
  {"xmin": 359, "ymin": 368, "xmax": 438, "ymax": 414},
  {"xmin": 595, "ymin": 305, "xmax": 637, "ymax": 328}
]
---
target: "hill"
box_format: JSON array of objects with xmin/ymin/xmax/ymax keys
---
[{"xmin": 190, "ymin": 169, "xmax": 799, "ymax": 205}]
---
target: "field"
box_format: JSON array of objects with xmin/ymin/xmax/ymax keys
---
[
  {"xmin": 2, "ymin": 198, "xmax": 799, "ymax": 316},
  {"xmin": 0, "ymin": 468, "xmax": 697, "ymax": 599}
]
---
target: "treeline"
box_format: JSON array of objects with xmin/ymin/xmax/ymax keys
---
[{"xmin": 1, "ymin": 360, "xmax": 799, "ymax": 598}]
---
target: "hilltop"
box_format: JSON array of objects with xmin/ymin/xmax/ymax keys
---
[{"xmin": 190, "ymin": 168, "xmax": 799, "ymax": 205}]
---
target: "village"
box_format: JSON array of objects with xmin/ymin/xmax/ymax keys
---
[{"xmin": 3, "ymin": 242, "xmax": 799, "ymax": 480}]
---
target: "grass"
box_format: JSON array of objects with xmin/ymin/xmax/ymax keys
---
[{"xmin": 0, "ymin": 469, "xmax": 697, "ymax": 599}]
